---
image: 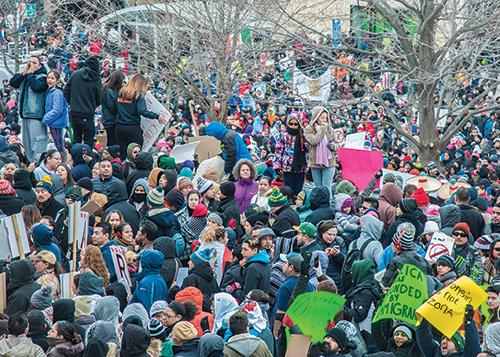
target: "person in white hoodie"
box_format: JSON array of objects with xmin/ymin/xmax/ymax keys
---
[
  {"xmin": 348, "ymin": 214, "xmax": 384, "ymax": 266},
  {"xmin": 250, "ymin": 176, "xmax": 271, "ymax": 211}
]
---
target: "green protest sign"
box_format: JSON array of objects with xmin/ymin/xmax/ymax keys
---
[
  {"xmin": 373, "ymin": 264, "xmax": 428, "ymax": 326},
  {"xmin": 286, "ymin": 291, "xmax": 346, "ymax": 343}
]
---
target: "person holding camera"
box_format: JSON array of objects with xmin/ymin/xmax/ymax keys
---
[{"xmin": 304, "ymin": 106, "xmax": 337, "ymax": 191}]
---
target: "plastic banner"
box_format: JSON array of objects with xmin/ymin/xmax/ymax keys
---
[{"xmin": 293, "ymin": 68, "xmax": 332, "ymax": 102}]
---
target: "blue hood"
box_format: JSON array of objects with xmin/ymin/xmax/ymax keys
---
[
  {"xmin": 32, "ymin": 223, "xmax": 54, "ymax": 246},
  {"xmin": 247, "ymin": 250, "xmax": 271, "ymax": 264},
  {"xmin": 0, "ymin": 136, "xmax": 10, "ymax": 153},
  {"xmin": 205, "ymin": 122, "xmax": 228, "ymax": 140},
  {"xmin": 140, "ymin": 249, "xmax": 164, "ymax": 272},
  {"xmin": 71, "ymin": 143, "xmax": 92, "ymax": 165}
]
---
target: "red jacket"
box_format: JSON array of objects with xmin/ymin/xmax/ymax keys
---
[{"xmin": 175, "ymin": 287, "xmax": 214, "ymax": 336}]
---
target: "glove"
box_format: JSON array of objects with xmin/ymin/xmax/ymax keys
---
[
  {"xmin": 300, "ymin": 253, "xmax": 312, "ymax": 276},
  {"xmin": 200, "ymin": 316, "xmax": 210, "ymax": 333},
  {"xmin": 464, "ymin": 304, "xmax": 474, "ymax": 324},
  {"xmin": 375, "ymin": 170, "xmax": 383, "ymax": 179}
]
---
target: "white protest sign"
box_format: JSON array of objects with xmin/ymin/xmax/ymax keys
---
[
  {"xmin": 333, "ymin": 128, "xmax": 345, "ymax": 146},
  {"xmin": 141, "ymin": 92, "xmax": 173, "ymax": 151},
  {"xmin": 169, "ymin": 141, "xmax": 200, "ymax": 163},
  {"xmin": 344, "ymin": 132, "xmax": 366, "ymax": 149},
  {"xmin": 380, "ymin": 169, "xmax": 416, "ymax": 187},
  {"xmin": 175, "ymin": 267, "xmax": 189, "ymax": 287},
  {"xmin": 270, "ymin": 126, "xmax": 280, "ymax": 141},
  {"xmin": 110, "ymin": 246, "xmax": 132, "ymax": 295},
  {"xmin": 60, "ymin": 273, "xmax": 75, "ymax": 298},
  {"xmin": 425, "ymin": 232, "xmax": 455, "ymax": 262},
  {"xmin": 293, "ymin": 67, "xmax": 332, "ymax": 102},
  {"xmin": 199, "ymin": 241, "xmax": 226, "ymax": 285},
  {"xmin": 0, "ymin": 213, "xmax": 30, "ymax": 259}
]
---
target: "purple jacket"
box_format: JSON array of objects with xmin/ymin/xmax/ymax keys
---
[{"xmin": 235, "ymin": 179, "xmax": 258, "ymax": 213}]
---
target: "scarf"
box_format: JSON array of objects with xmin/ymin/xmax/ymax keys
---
[
  {"xmin": 187, "ymin": 217, "xmax": 207, "ymax": 238},
  {"xmin": 287, "ymin": 126, "xmax": 306, "ymax": 172},
  {"xmin": 316, "ymin": 136, "xmax": 332, "ymax": 166}
]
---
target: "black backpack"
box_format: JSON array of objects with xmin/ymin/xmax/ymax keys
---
[{"xmin": 341, "ymin": 238, "xmax": 375, "ymax": 292}]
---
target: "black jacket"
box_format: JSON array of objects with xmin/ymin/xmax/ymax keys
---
[
  {"xmin": 305, "ymin": 187, "xmax": 334, "ymax": 226},
  {"xmin": 37, "ymin": 197, "xmax": 65, "ymax": 219},
  {"xmin": 116, "ymin": 95, "xmax": 158, "ymax": 126},
  {"xmin": 242, "ymin": 250, "xmax": 271, "ymax": 294},
  {"xmin": 384, "ymin": 213, "xmax": 424, "ymax": 247},
  {"xmin": 125, "ymin": 152, "xmax": 153, "ymax": 195},
  {"xmin": 153, "ymin": 237, "xmax": 181, "ymax": 289},
  {"xmin": 101, "ymin": 87, "xmax": 118, "ymax": 128},
  {"xmin": 0, "ymin": 194, "xmax": 25, "ymax": 215},
  {"xmin": 382, "ymin": 250, "xmax": 432, "ymax": 287},
  {"xmin": 13, "ymin": 169, "xmax": 36, "ymax": 204},
  {"xmin": 5, "ymin": 260, "xmax": 41, "ymax": 316},
  {"xmin": 64, "ymin": 57, "xmax": 102, "ymax": 118},
  {"xmin": 220, "ymin": 262, "xmax": 242, "ymax": 291},
  {"xmin": 218, "ymin": 197, "xmax": 243, "ymax": 238},
  {"xmin": 102, "ymin": 181, "xmax": 140, "ymax": 234},
  {"xmin": 181, "ymin": 262, "xmax": 219, "ymax": 312},
  {"xmin": 272, "ymin": 204, "xmax": 300, "ymax": 238},
  {"xmin": 344, "ymin": 280, "xmax": 382, "ymax": 324},
  {"xmin": 458, "ymin": 204, "xmax": 485, "ymax": 239}
]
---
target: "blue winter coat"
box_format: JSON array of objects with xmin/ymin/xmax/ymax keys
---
[
  {"xmin": 205, "ymin": 122, "xmax": 251, "ymax": 174},
  {"xmin": 131, "ymin": 250, "xmax": 168, "ymax": 312},
  {"xmin": 100, "ymin": 240, "xmax": 117, "ymax": 277},
  {"xmin": 32, "ymin": 224, "xmax": 62, "ymax": 262},
  {"xmin": 42, "ymin": 87, "xmax": 69, "ymax": 129}
]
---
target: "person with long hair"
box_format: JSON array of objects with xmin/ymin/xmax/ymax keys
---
[
  {"xmin": 79, "ymin": 245, "xmax": 110, "ymax": 286},
  {"xmin": 115, "ymin": 223, "xmax": 136, "ymax": 251},
  {"xmin": 46, "ymin": 321, "xmax": 84, "ymax": 356},
  {"xmin": 115, "ymin": 74, "xmax": 167, "ymax": 159},
  {"xmin": 22, "ymin": 204, "xmax": 42, "ymax": 232},
  {"xmin": 101, "ymin": 70, "xmax": 125, "ymax": 146},
  {"xmin": 42, "ymin": 70, "xmax": 68, "ymax": 155},
  {"xmin": 104, "ymin": 210, "xmax": 125, "ymax": 233},
  {"xmin": 31, "ymin": 250, "xmax": 61, "ymax": 299},
  {"xmin": 56, "ymin": 163, "xmax": 75, "ymax": 193}
]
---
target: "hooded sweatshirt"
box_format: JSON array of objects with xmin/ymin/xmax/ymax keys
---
[
  {"xmin": 103, "ymin": 181, "xmax": 140, "ymax": 233},
  {"xmin": 348, "ymin": 214, "xmax": 384, "ymax": 265},
  {"xmin": 242, "ymin": 250, "xmax": 271, "ymax": 294},
  {"xmin": 224, "ymin": 333, "xmax": 272, "ymax": 357},
  {"xmin": 120, "ymin": 324, "xmax": 151, "ymax": 357},
  {"xmin": 131, "ymin": 250, "xmax": 169, "ymax": 312},
  {"xmin": 378, "ymin": 183, "xmax": 403, "ymax": 229},
  {"xmin": 305, "ymin": 186, "xmax": 334, "ymax": 226},
  {"xmin": 0, "ymin": 335, "xmax": 46, "ymax": 357},
  {"xmin": 70, "ymin": 143, "xmax": 92, "ymax": 181},
  {"xmin": 32, "ymin": 223, "xmax": 62, "ymax": 262},
  {"xmin": 175, "ymin": 287, "xmax": 215, "ymax": 337},
  {"xmin": 125, "ymin": 152, "xmax": 153, "ymax": 194},
  {"xmin": 153, "ymin": 236, "xmax": 181, "ymax": 288},
  {"xmin": 5, "ymin": 260, "xmax": 40, "ymax": 316},
  {"xmin": 63, "ymin": 56, "xmax": 102, "ymax": 118},
  {"xmin": 440, "ymin": 204, "xmax": 462, "ymax": 236}
]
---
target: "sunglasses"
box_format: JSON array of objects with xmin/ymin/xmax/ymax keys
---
[
  {"xmin": 288, "ymin": 122, "xmax": 299, "ymax": 127},
  {"xmin": 452, "ymin": 232, "xmax": 467, "ymax": 238},
  {"xmin": 494, "ymin": 247, "xmax": 500, "ymax": 252}
]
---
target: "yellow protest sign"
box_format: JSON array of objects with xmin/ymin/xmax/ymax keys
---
[{"xmin": 416, "ymin": 276, "xmax": 488, "ymax": 337}]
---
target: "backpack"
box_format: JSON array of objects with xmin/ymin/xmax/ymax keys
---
[{"xmin": 341, "ymin": 238, "xmax": 375, "ymax": 292}]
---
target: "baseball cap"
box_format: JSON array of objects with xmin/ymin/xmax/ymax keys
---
[
  {"xmin": 293, "ymin": 222, "xmax": 317, "ymax": 238},
  {"xmin": 280, "ymin": 252, "xmax": 303, "ymax": 271}
]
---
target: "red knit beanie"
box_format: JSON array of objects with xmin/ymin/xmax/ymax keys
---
[
  {"xmin": 412, "ymin": 187, "xmax": 430, "ymax": 207},
  {"xmin": 452, "ymin": 222, "xmax": 471, "ymax": 237}
]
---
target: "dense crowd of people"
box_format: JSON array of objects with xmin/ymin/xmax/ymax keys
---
[{"xmin": 0, "ymin": 16, "xmax": 499, "ymax": 357}]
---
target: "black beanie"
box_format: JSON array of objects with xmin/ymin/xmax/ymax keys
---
[
  {"xmin": 220, "ymin": 181, "xmax": 236, "ymax": 197},
  {"xmin": 165, "ymin": 189, "xmax": 185, "ymax": 212},
  {"xmin": 399, "ymin": 198, "xmax": 418, "ymax": 214},
  {"xmin": 326, "ymin": 327, "xmax": 348, "ymax": 351},
  {"xmin": 77, "ymin": 177, "xmax": 93, "ymax": 191}
]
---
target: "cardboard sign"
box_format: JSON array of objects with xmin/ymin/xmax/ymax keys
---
[
  {"xmin": 60, "ymin": 273, "xmax": 75, "ymax": 298},
  {"xmin": 141, "ymin": 92, "xmax": 173, "ymax": 151},
  {"xmin": 344, "ymin": 132, "xmax": 366, "ymax": 149},
  {"xmin": 189, "ymin": 136, "xmax": 222, "ymax": 163},
  {"xmin": 270, "ymin": 126, "xmax": 280, "ymax": 141},
  {"xmin": 68, "ymin": 202, "xmax": 89, "ymax": 271},
  {"xmin": 0, "ymin": 273, "xmax": 6, "ymax": 313},
  {"xmin": 425, "ymin": 232, "xmax": 455, "ymax": 262},
  {"xmin": 285, "ymin": 334, "xmax": 312, "ymax": 357},
  {"xmin": 0, "ymin": 213, "xmax": 30, "ymax": 259},
  {"xmin": 110, "ymin": 246, "xmax": 132, "ymax": 290},
  {"xmin": 373, "ymin": 264, "xmax": 428, "ymax": 325},
  {"xmin": 416, "ymin": 276, "xmax": 488, "ymax": 337}
]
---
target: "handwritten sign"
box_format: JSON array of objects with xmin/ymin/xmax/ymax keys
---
[
  {"xmin": 373, "ymin": 264, "xmax": 428, "ymax": 325},
  {"xmin": 425, "ymin": 232, "xmax": 455, "ymax": 262},
  {"xmin": 344, "ymin": 132, "xmax": 366, "ymax": 150},
  {"xmin": 110, "ymin": 246, "xmax": 132, "ymax": 296},
  {"xmin": 141, "ymin": 92, "xmax": 173, "ymax": 151},
  {"xmin": 416, "ymin": 276, "xmax": 488, "ymax": 337},
  {"xmin": 286, "ymin": 291, "xmax": 345, "ymax": 343}
]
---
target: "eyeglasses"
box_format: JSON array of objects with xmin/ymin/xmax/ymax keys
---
[
  {"xmin": 452, "ymin": 232, "xmax": 468, "ymax": 238},
  {"xmin": 360, "ymin": 205, "xmax": 370, "ymax": 210}
]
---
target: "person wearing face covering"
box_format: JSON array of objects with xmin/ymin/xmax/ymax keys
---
[
  {"xmin": 129, "ymin": 178, "xmax": 150, "ymax": 219},
  {"xmin": 125, "ymin": 151, "xmax": 153, "ymax": 195}
]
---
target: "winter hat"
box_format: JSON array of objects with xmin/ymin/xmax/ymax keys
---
[
  {"xmin": 77, "ymin": 271, "xmax": 105, "ymax": 296},
  {"xmin": 197, "ymin": 178, "xmax": 214, "ymax": 196},
  {"xmin": 0, "ymin": 179, "xmax": 15, "ymax": 195},
  {"xmin": 148, "ymin": 318, "xmax": 167, "ymax": 340},
  {"xmin": 422, "ymin": 221, "xmax": 439, "ymax": 235},
  {"xmin": 259, "ymin": 227, "xmax": 276, "ymax": 240},
  {"xmin": 208, "ymin": 212, "xmax": 223, "ymax": 227},
  {"xmin": 246, "ymin": 210, "xmax": 269, "ymax": 227},
  {"xmin": 127, "ymin": 143, "xmax": 141, "ymax": 160},
  {"xmin": 148, "ymin": 186, "xmax": 165, "ymax": 207},
  {"xmin": 341, "ymin": 198, "xmax": 356, "ymax": 213},
  {"xmin": 105, "ymin": 145, "xmax": 120, "ymax": 158},
  {"xmin": 393, "ymin": 325, "xmax": 413, "ymax": 340},
  {"xmin": 66, "ymin": 185, "xmax": 83, "ymax": 201},
  {"xmin": 335, "ymin": 180, "xmax": 357, "ymax": 197},
  {"xmin": 83, "ymin": 337, "xmax": 109, "ymax": 357},
  {"xmin": 452, "ymin": 222, "xmax": 471, "ymax": 237},
  {"xmin": 392, "ymin": 222, "xmax": 416, "ymax": 251},
  {"xmin": 30, "ymin": 285, "xmax": 53, "ymax": 310},
  {"xmin": 179, "ymin": 167, "xmax": 193, "ymax": 179},
  {"xmin": 150, "ymin": 300, "xmax": 168, "ymax": 318},
  {"xmin": 32, "ymin": 225, "xmax": 55, "ymax": 247},
  {"xmin": 74, "ymin": 296, "xmax": 93, "ymax": 318},
  {"xmin": 165, "ymin": 189, "xmax": 185, "ymax": 211},
  {"xmin": 220, "ymin": 181, "xmax": 236, "ymax": 197},
  {"xmin": 172, "ymin": 321, "xmax": 197, "ymax": 343},
  {"xmin": 192, "ymin": 203, "xmax": 208, "ymax": 218},
  {"xmin": 436, "ymin": 254, "xmax": 456, "ymax": 271},
  {"xmin": 77, "ymin": 177, "xmax": 93, "ymax": 192},
  {"xmin": 177, "ymin": 177, "xmax": 193, "ymax": 191},
  {"xmin": 158, "ymin": 156, "xmax": 177, "ymax": 170},
  {"xmin": 190, "ymin": 248, "xmax": 214, "ymax": 266},
  {"xmin": 268, "ymin": 188, "xmax": 288, "ymax": 207},
  {"xmin": 121, "ymin": 324, "xmax": 151, "ymax": 356},
  {"xmin": 450, "ymin": 332, "xmax": 465, "ymax": 352},
  {"xmin": 122, "ymin": 303, "xmax": 150, "ymax": 329},
  {"xmin": 474, "ymin": 235, "xmax": 494, "ymax": 251},
  {"xmin": 325, "ymin": 327, "xmax": 349, "ymax": 351},
  {"xmin": 182, "ymin": 160, "xmax": 195, "ymax": 170},
  {"xmin": 412, "ymin": 187, "xmax": 430, "ymax": 207},
  {"xmin": 383, "ymin": 173, "xmax": 396, "ymax": 184},
  {"xmin": 36, "ymin": 175, "xmax": 53, "ymax": 194},
  {"xmin": 399, "ymin": 198, "xmax": 419, "ymax": 214},
  {"xmin": 425, "ymin": 204, "xmax": 441, "ymax": 218}
]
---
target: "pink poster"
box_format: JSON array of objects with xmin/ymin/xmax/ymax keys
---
[{"xmin": 338, "ymin": 148, "xmax": 383, "ymax": 191}]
